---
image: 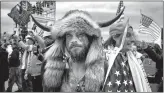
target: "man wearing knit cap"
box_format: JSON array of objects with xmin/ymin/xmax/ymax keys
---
[{"xmin": 103, "ymin": 19, "xmax": 152, "ymax": 92}]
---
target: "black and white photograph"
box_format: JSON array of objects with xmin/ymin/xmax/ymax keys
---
[{"xmin": 0, "ymin": 0, "xmax": 163, "ymax": 92}]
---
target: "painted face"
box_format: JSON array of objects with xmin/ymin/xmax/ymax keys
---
[
  {"xmin": 65, "ymin": 29, "xmax": 89, "ymax": 62},
  {"xmin": 113, "ymin": 27, "xmax": 135, "ymax": 51}
]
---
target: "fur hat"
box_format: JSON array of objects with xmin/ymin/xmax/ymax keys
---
[
  {"xmin": 45, "ymin": 10, "xmax": 103, "ymax": 65},
  {"xmin": 50, "ymin": 10, "xmax": 101, "ymax": 40}
]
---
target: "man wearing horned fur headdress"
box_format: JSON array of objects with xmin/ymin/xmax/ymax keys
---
[
  {"xmin": 31, "ymin": 8, "xmax": 124, "ymax": 91},
  {"xmin": 43, "ymin": 10, "xmax": 105, "ymax": 92}
]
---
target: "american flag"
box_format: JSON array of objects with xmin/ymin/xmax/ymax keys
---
[
  {"xmin": 103, "ymin": 53, "xmax": 136, "ymax": 92},
  {"xmin": 139, "ymin": 13, "xmax": 161, "ymax": 42}
]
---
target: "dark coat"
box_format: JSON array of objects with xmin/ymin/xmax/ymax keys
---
[
  {"xmin": 8, "ymin": 47, "xmax": 20, "ymax": 67},
  {"xmin": 144, "ymin": 45, "xmax": 163, "ymax": 84},
  {"xmin": 144, "ymin": 45, "xmax": 163, "ymax": 70},
  {"xmin": 0, "ymin": 47, "xmax": 9, "ymax": 82}
]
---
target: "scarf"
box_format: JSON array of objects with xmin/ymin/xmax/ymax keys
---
[{"xmin": 21, "ymin": 49, "xmax": 33, "ymax": 70}]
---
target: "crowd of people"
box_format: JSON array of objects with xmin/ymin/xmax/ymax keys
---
[{"xmin": 0, "ymin": 10, "xmax": 163, "ymax": 92}]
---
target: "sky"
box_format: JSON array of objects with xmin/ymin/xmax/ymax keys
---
[{"xmin": 1, "ymin": 1, "xmax": 163, "ymax": 41}]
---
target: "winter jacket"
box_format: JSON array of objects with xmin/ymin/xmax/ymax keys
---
[
  {"xmin": 144, "ymin": 45, "xmax": 163, "ymax": 84},
  {"xmin": 18, "ymin": 41, "xmax": 42, "ymax": 76},
  {"xmin": 0, "ymin": 47, "xmax": 9, "ymax": 82},
  {"xmin": 8, "ymin": 47, "xmax": 20, "ymax": 67},
  {"xmin": 25, "ymin": 52, "xmax": 42, "ymax": 76}
]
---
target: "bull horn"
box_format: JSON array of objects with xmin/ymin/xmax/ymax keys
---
[
  {"xmin": 31, "ymin": 15, "xmax": 51, "ymax": 32},
  {"xmin": 97, "ymin": 6, "xmax": 125, "ymax": 27}
]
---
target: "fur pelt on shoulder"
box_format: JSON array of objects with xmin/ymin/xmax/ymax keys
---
[{"xmin": 43, "ymin": 57, "xmax": 105, "ymax": 92}]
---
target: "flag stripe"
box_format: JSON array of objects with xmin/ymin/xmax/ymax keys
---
[
  {"xmin": 140, "ymin": 30, "xmax": 156, "ymax": 40},
  {"xmin": 139, "ymin": 29, "xmax": 157, "ymax": 40},
  {"xmin": 152, "ymin": 21, "xmax": 161, "ymax": 30},
  {"xmin": 139, "ymin": 27, "xmax": 158, "ymax": 39},
  {"xmin": 150, "ymin": 22, "xmax": 161, "ymax": 32},
  {"xmin": 140, "ymin": 26, "xmax": 159, "ymax": 36},
  {"xmin": 139, "ymin": 27, "xmax": 159, "ymax": 39},
  {"xmin": 149, "ymin": 25, "xmax": 160, "ymax": 36},
  {"xmin": 139, "ymin": 25, "xmax": 159, "ymax": 37}
]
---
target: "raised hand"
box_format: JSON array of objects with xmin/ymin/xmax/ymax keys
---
[{"xmin": 141, "ymin": 41, "xmax": 148, "ymax": 49}]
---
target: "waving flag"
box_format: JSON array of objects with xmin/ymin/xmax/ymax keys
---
[
  {"xmin": 8, "ymin": 1, "xmax": 32, "ymax": 26},
  {"xmin": 139, "ymin": 13, "xmax": 161, "ymax": 42},
  {"xmin": 8, "ymin": 4, "xmax": 20, "ymax": 26},
  {"xmin": 19, "ymin": 10, "xmax": 31, "ymax": 26},
  {"xmin": 103, "ymin": 53, "xmax": 136, "ymax": 92}
]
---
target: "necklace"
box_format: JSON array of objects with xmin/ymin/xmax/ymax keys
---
[{"xmin": 69, "ymin": 62, "xmax": 85, "ymax": 92}]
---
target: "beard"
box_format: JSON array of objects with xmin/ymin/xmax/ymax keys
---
[{"xmin": 67, "ymin": 44, "xmax": 89, "ymax": 62}]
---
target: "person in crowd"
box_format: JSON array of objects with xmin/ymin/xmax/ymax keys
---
[
  {"xmin": 20, "ymin": 37, "xmax": 33, "ymax": 92},
  {"xmin": 2, "ymin": 32, "xmax": 7, "ymax": 41},
  {"xmin": 17, "ymin": 35, "xmax": 43, "ymax": 92},
  {"xmin": 139, "ymin": 42, "xmax": 163, "ymax": 92},
  {"xmin": 103, "ymin": 20, "xmax": 152, "ymax": 92},
  {"xmin": 10, "ymin": 31, "xmax": 17, "ymax": 40},
  {"xmin": 40, "ymin": 10, "xmax": 105, "ymax": 92},
  {"xmin": 30, "ymin": 26, "xmax": 55, "ymax": 78},
  {"xmin": 0, "ymin": 43, "xmax": 9, "ymax": 92},
  {"xmin": 6, "ymin": 43, "xmax": 22, "ymax": 92}
]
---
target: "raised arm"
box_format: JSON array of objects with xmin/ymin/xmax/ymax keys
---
[
  {"xmin": 32, "ymin": 29, "xmax": 46, "ymax": 49},
  {"xmin": 34, "ymin": 35, "xmax": 46, "ymax": 49},
  {"xmin": 18, "ymin": 40, "xmax": 30, "ymax": 50}
]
